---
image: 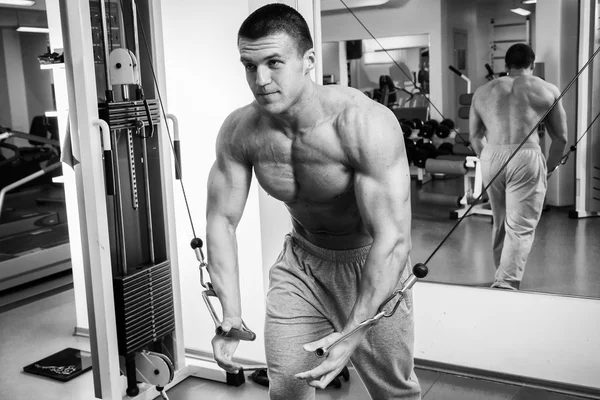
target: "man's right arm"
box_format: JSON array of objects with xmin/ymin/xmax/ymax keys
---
[
  {"xmin": 543, "ymin": 84, "xmax": 568, "ymax": 173},
  {"xmin": 206, "ymin": 114, "xmax": 253, "ymax": 321},
  {"xmin": 469, "ymin": 91, "xmax": 486, "ymax": 157}
]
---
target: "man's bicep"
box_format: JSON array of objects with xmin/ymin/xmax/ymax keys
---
[
  {"xmin": 355, "ymin": 163, "xmax": 411, "ymax": 241},
  {"xmin": 347, "ymin": 106, "xmax": 411, "ymax": 239},
  {"xmin": 545, "ymin": 89, "xmax": 568, "ymax": 143},
  {"xmin": 469, "ymin": 95, "xmax": 485, "ymax": 140},
  {"xmin": 207, "ymin": 152, "xmax": 252, "ymax": 228}
]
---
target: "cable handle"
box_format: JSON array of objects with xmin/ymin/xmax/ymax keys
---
[
  {"xmin": 202, "ymin": 289, "xmax": 257, "ymax": 341},
  {"xmin": 314, "ymin": 263, "xmax": 428, "ymax": 358}
]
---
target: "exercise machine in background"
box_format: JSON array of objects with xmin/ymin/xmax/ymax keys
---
[{"xmin": 0, "ymin": 119, "xmax": 70, "ymax": 292}]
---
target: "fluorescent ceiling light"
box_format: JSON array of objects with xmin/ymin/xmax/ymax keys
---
[
  {"xmin": 510, "ymin": 7, "xmax": 531, "ymax": 16},
  {"xmin": 522, "ymin": 0, "xmax": 537, "ymax": 4},
  {"xmin": 16, "ymin": 27, "xmax": 49, "ymax": 33},
  {"xmin": 0, "ymin": 0, "xmax": 36, "ymax": 6}
]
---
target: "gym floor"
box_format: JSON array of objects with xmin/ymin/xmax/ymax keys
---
[
  {"xmin": 0, "ymin": 288, "xmax": 591, "ymax": 400},
  {"xmin": 410, "ymin": 176, "xmax": 600, "ymax": 297}
]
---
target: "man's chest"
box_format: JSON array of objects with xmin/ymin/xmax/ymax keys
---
[{"xmin": 247, "ymin": 127, "xmax": 354, "ymax": 203}]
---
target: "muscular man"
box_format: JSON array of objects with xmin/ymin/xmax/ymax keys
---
[
  {"xmin": 205, "ymin": 4, "xmax": 420, "ymax": 400},
  {"xmin": 470, "ymin": 43, "xmax": 568, "ymax": 290}
]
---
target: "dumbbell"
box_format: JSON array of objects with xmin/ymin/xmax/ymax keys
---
[
  {"xmin": 404, "ymin": 137, "xmax": 416, "ymax": 164},
  {"xmin": 419, "ymin": 123, "xmax": 435, "ymax": 139},
  {"xmin": 412, "ymin": 118, "xmax": 424, "ymax": 129},
  {"xmin": 400, "ymin": 123, "xmax": 413, "ymax": 138},
  {"xmin": 413, "ymin": 139, "xmax": 437, "ymax": 168},
  {"xmin": 435, "ymin": 118, "xmax": 455, "ymax": 139}
]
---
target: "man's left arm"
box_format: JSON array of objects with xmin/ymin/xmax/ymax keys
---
[
  {"xmin": 295, "ymin": 103, "xmax": 411, "ymax": 388},
  {"xmin": 345, "ymin": 106, "xmax": 412, "ymax": 333}
]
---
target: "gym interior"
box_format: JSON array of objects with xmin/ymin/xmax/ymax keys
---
[{"xmin": 0, "ymin": 0, "xmax": 598, "ymax": 399}]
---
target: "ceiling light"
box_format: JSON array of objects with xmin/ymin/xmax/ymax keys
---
[
  {"xmin": 0, "ymin": 0, "xmax": 36, "ymax": 6},
  {"xmin": 16, "ymin": 27, "xmax": 49, "ymax": 33},
  {"xmin": 510, "ymin": 7, "xmax": 531, "ymax": 16},
  {"xmin": 522, "ymin": 0, "xmax": 537, "ymax": 4}
]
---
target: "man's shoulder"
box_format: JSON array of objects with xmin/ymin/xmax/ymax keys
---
[
  {"xmin": 324, "ymin": 87, "xmax": 400, "ymax": 158},
  {"xmin": 327, "ymin": 86, "xmax": 393, "ymax": 128},
  {"xmin": 223, "ymin": 102, "xmax": 259, "ymax": 127},
  {"xmin": 222, "ymin": 103, "xmax": 261, "ymax": 132},
  {"xmin": 534, "ymin": 77, "xmax": 560, "ymax": 97}
]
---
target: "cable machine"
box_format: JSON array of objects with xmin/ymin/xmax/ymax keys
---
[{"xmin": 92, "ymin": 0, "xmax": 176, "ymax": 396}]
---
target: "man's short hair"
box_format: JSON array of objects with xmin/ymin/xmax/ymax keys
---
[
  {"xmin": 505, "ymin": 43, "xmax": 535, "ymax": 70},
  {"xmin": 238, "ymin": 3, "xmax": 314, "ymax": 56}
]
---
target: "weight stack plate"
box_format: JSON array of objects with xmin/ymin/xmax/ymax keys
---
[
  {"xmin": 113, "ymin": 261, "xmax": 175, "ymax": 356},
  {"xmin": 99, "ymin": 100, "xmax": 161, "ymax": 131}
]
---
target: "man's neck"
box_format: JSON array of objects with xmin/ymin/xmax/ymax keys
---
[
  {"xmin": 267, "ymin": 81, "xmax": 323, "ymax": 135},
  {"xmin": 507, "ymin": 67, "xmax": 533, "ymax": 77}
]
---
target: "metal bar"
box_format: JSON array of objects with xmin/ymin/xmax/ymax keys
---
[
  {"xmin": 98, "ymin": 0, "xmax": 112, "ymax": 99},
  {"xmin": 112, "ymin": 129, "xmax": 128, "ymax": 274},
  {"xmin": 494, "ymin": 22, "xmax": 526, "ymax": 28},
  {"xmin": 492, "ymin": 39, "xmax": 527, "ymax": 44},
  {"xmin": 126, "ymin": 129, "xmax": 139, "ymax": 209},
  {"xmin": 142, "ymin": 138, "xmax": 155, "ymax": 265},
  {"xmin": 131, "ymin": 0, "xmax": 141, "ymax": 79}
]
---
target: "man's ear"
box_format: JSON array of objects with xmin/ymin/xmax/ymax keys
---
[{"xmin": 303, "ymin": 48, "xmax": 316, "ymax": 75}]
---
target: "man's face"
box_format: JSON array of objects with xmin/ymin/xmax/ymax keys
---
[{"xmin": 239, "ymin": 33, "xmax": 313, "ymax": 114}]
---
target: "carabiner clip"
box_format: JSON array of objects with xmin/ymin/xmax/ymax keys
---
[{"xmin": 191, "ymin": 238, "xmax": 257, "ymax": 342}]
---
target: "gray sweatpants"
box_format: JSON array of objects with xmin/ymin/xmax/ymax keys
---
[
  {"xmin": 264, "ymin": 231, "xmax": 421, "ymax": 400},
  {"xmin": 480, "ymin": 143, "xmax": 547, "ymax": 290}
]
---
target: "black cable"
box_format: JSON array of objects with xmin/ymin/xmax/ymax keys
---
[{"xmin": 423, "ymin": 45, "xmax": 600, "ymax": 266}]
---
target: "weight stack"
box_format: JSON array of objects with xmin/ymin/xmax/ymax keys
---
[{"xmin": 113, "ymin": 261, "xmax": 175, "ymax": 356}]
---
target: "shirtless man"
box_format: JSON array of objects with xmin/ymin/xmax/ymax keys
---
[
  {"xmin": 205, "ymin": 4, "xmax": 420, "ymax": 400},
  {"xmin": 469, "ymin": 43, "xmax": 568, "ymax": 290}
]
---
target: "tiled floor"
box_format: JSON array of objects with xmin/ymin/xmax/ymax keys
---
[{"xmin": 0, "ymin": 289, "xmax": 593, "ymax": 400}]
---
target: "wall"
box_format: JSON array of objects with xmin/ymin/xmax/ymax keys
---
[
  {"xmin": 415, "ymin": 283, "xmax": 600, "ymax": 389},
  {"xmin": 322, "ymin": 41, "xmax": 340, "ymax": 81},
  {"xmin": 0, "ymin": 29, "xmax": 54, "ymax": 159},
  {"xmin": 443, "ymin": 0, "xmax": 477, "ymax": 125},
  {"xmin": 536, "ymin": 0, "xmax": 578, "ymax": 206},
  {"xmin": 161, "ymin": 0, "xmax": 266, "ymax": 362},
  {"xmin": 321, "ymin": 0, "xmax": 445, "ymax": 118},
  {"xmin": 1, "ymin": 29, "xmax": 28, "ymax": 132}
]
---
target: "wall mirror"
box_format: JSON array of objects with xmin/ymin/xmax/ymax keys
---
[{"xmin": 321, "ymin": 0, "xmax": 600, "ymax": 298}]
